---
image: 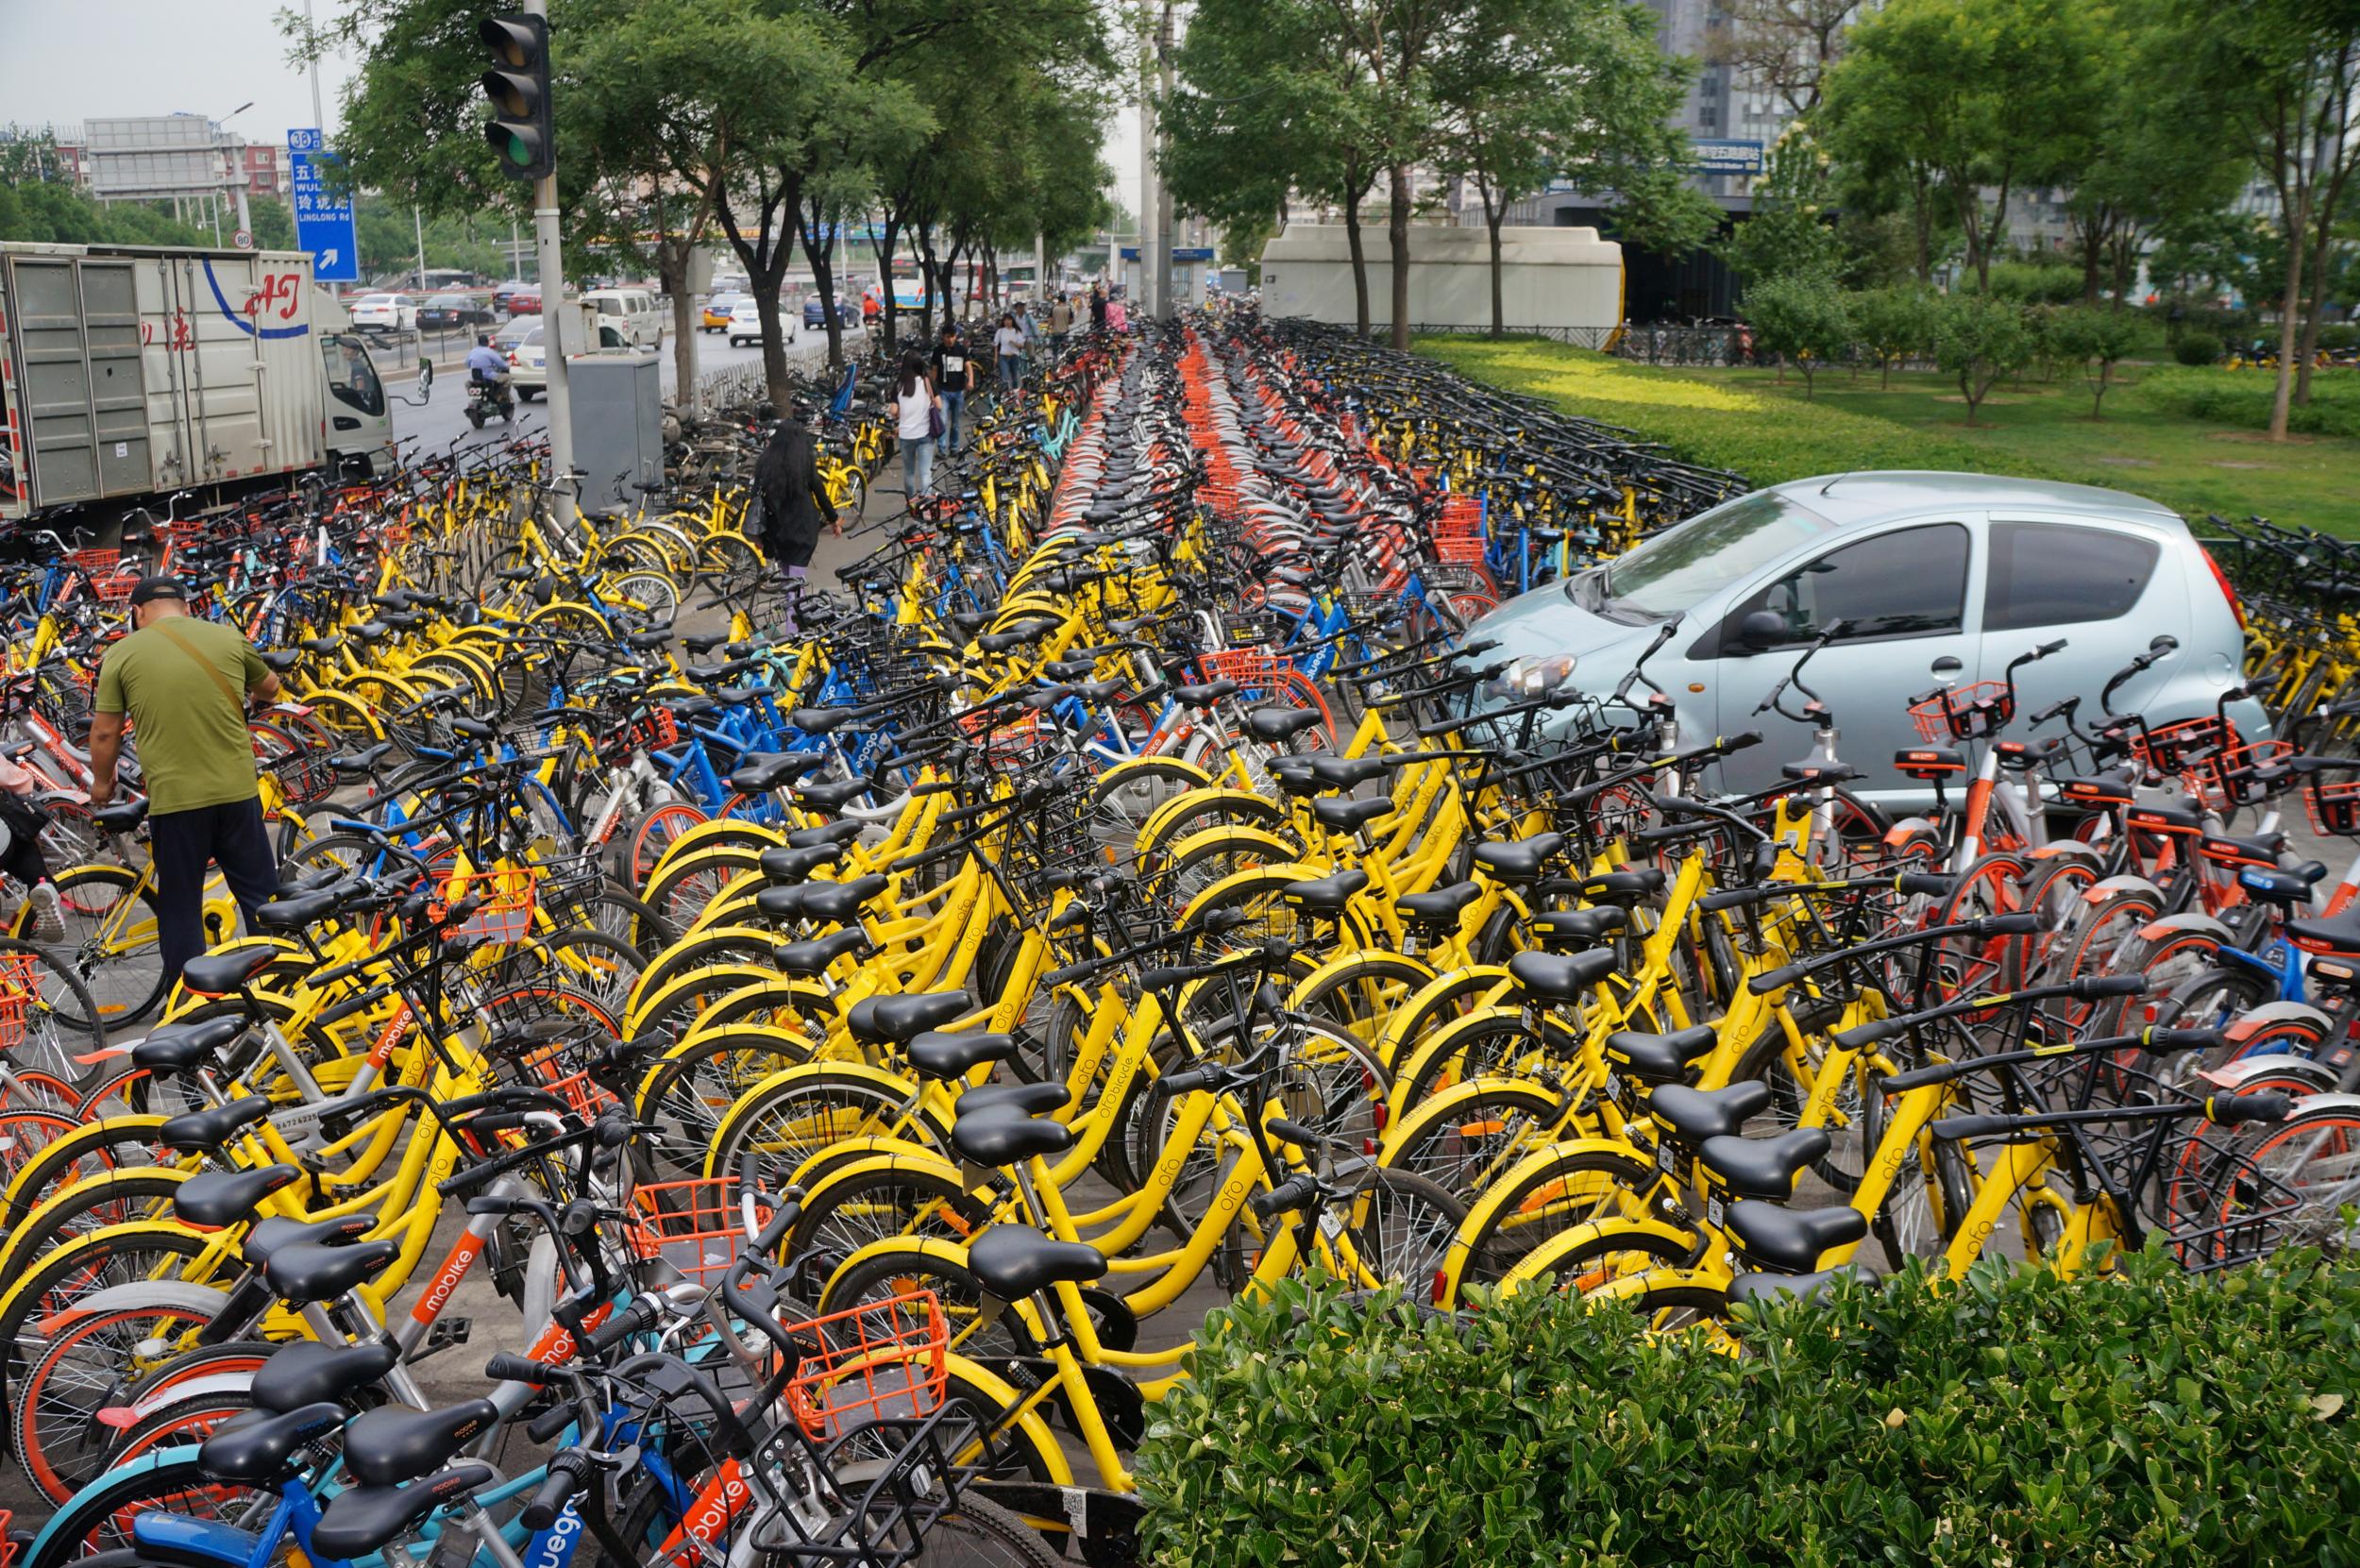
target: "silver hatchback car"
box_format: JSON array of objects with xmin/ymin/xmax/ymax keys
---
[{"xmin": 1468, "ymin": 472, "xmax": 2260, "ymax": 809}]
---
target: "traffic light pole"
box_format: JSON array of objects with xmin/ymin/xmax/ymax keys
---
[{"xmin": 522, "ymin": 0, "xmax": 574, "ymax": 497}]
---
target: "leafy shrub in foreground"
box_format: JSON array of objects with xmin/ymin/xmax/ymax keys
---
[{"xmin": 1138, "ymin": 1249, "xmax": 2360, "ymax": 1568}]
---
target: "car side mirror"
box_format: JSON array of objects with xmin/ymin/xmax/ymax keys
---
[
  {"xmin": 1735, "ymin": 610, "xmax": 1789, "ymax": 652},
  {"xmin": 417, "ymin": 359, "xmax": 433, "ymax": 396}
]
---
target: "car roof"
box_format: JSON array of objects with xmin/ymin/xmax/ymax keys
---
[{"xmin": 1766, "ymin": 471, "xmax": 2181, "ymax": 526}]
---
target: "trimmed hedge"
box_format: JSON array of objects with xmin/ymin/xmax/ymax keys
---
[
  {"xmin": 1413, "ymin": 335, "xmax": 2044, "ymax": 487},
  {"xmin": 1138, "ymin": 1251, "xmax": 2360, "ymax": 1568},
  {"xmin": 2134, "ymin": 366, "xmax": 2360, "ymax": 441}
]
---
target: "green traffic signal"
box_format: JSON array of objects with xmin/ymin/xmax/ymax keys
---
[{"xmin": 477, "ymin": 13, "xmax": 552, "ymax": 182}]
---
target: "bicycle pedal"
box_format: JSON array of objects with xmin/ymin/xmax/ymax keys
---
[{"xmin": 413, "ymin": 1315, "xmax": 474, "ymax": 1359}]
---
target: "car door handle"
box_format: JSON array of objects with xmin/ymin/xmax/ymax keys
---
[{"xmin": 332, "ymin": 416, "xmax": 362, "ymax": 430}]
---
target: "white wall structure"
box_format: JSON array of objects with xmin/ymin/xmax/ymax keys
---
[{"xmin": 1257, "ymin": 223, "xmax": 1624, "ymax": 333}]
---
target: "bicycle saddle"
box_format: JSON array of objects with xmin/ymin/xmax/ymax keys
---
[
  {"xmin": 908, "ymin": 1029, "xmax": 1018, "ymax": 1080},
  {"xmin": 967, "ymin": 1225, "xmax": 1105, "ymax": 1300},
  {"xmin": 174, "ymin": 1163, "xmax": 302, "ymax": 1229},
  {"xmin": 254, "ymin": 889, "xmax": 342, "ymax": 930},
  {"xmin": 624, "ymin": 629, "xmax": 671, "ymax": 650},
  {"xmin": 682, "ymin": 631, "xmax": 730, "ymax": 654},
  {"xmin": 1599, "ymin": 1022, "xmax": 1717, "ymax": 1085},
  {"xmin": 734, "ymin": 752, "xmax": 833, "ymax": 794},
  {"xmin": 1308, "ymin": 755, "xmax": 1390, "ymax": 790},
  {"xmin": 449, "ymin": 717, "xmax": 497, "ymax": 744},
  {"xmin": 1310, "ymin": 796, "xmax": 1389, "ymax": 835},
  {"xmin": 2241, "ymin": 864, "xmax": 2324, "ymax": 905},
  {"xmin": 773, "ymin": 927, "xmax": 868, "ymax": 977},
  {"xmin": 786, "ymin": 818, "xmax": 867, "ymax": 851},
  {"xmin": 341, "ymin": 1398, "xmax": 500, "ymax": 1488},
  {"xmin": 1472, "ymin": 832, "xmax": 1567, "ymax": 885},
  {"xmin": 1577, "ymin": 868, "xmax": 1668, "ymax": 904},
  {"xmin": 179, "ymin": 946, "xmax": 278, "ymax": 996},
  {"xmin": 352, "ymin": 619, "xmax": 392, "ymax": 641},
  {"xmin": 799, "ymin": 873, "xmax": 888, "ymax": 925},
  {"xmin": 1280, "ymin": 868, "xmax": 1369, "ymax": 913},
  {"xmin": 1531, "ymin": 907, "xmax": 1627, "ymax": 948},
  {"xmin": 958, "ymin": 1081, "xmax": 1070, "ymax": 1117},
  {"xmin": 758, "ymin": 844, "xmax": 842, "ymax": 885},
  {"xmin": 1726, "ymin": 1264, "xmax": 1873, "ymax": 1310},
  {"xmin": 257, "ymin": 649, "xmax": 302, "ymax": 673},
  {"xmin": 1723, "ymin": 1200, "xmax": 1867, "ymax": 1274},
  {"xmin": 796, "ymin": 776, "xmax": 872, "ymax": 811},
  {"xmin": 331, "ymin": 742, "xmax": 396, "ymax": 775},
  {"xmin": 252, "ymin": 1339, "xmax": 401, "ymax": 1414},
  {"xmin": 1509, "ymin": 947, "xmax": 1619, "ymax": 1005},
  {"xmin": 1394, "ymin": 879, "xmax": 1480, "ymax": 928},
  {"xmin": 298, "ymin": 635, "xmax": 343, "ymax": 655},
  {"xmin": 1169, "ymin": 679, "xmax": 1240, "ymax": 708},
  {"xmin": 849, "ymin": 989, "xmax": 972, "ymax": 1046},
  {"xmin": 159, "ymin": 1094, "xmax": 273, "ymax": 1153},
  {"xmin": 246, "ymin": 1213, "xmax": 375, "ymax": 1264},
  {"xmin": 132, "ymin": 1014, "xmax": 246, "ymax": 1074},
  {"xmin": 1245, "ymin": 706, "xmax": 1323, "ymax": 742},
  {"xmin": 197, "ymin": 1400, "xmax": 347, "ymax": 1485},
  {"xmin": 1648, "ymin": 1083, "xmax": 1775, "ymax": 1151},
  {"xmin": 263, "ymin": 1238, "xmax": 401, "ymax": 1305},
  {"xmin": 312, "ymin": 1464, "xmax": 498, "ymax": 1561},
  {"xmin": 2289, "ymin": 902, "xmax": 2360, "ymax": 954},
  {"xmin": 952, "ymin": 1110, "xmax": 1072, "ymax": 1168},
  {"xmin": 92, "ymin": 799, "xmax": 150, "ymax": 833}
]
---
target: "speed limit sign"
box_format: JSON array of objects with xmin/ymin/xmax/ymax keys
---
[{"xmin": 232, "ymin": 228, "xmax": 255, "ymax": 251}]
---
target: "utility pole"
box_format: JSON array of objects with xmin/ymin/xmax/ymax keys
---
[
  {"xmin": 482, "ymin": 4, "xmax": 572, "ymax": 487},
  {"xmin": 413, "ymin": 205, "xmax": 428, "ymax": 290},
  {"xmin": 1154, "ymin": 1, "xmax": 1175, "ymax": 320},
  {"xmin": 1137, "ymin": 4, "xmax": 1155, "ymax": 317},
  {"xmin": 522, "ymin": 0, "xmax": 572, "ymax": 490},
  {"xmin": 304, "ymin": 0, "xmax": 327, "ymax": 132}
]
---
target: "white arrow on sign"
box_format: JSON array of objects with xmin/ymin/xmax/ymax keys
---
[{"xmin": 320, "ymin": 248, "xmax": 339, "ymax": 267}]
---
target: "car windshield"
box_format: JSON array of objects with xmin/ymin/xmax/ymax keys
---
[
  {"xmin": 1584, "ymin": 490, "xmax": 1839, "ymax": 619},
  {"xmin": 429, "ymin": 295, "xmax": 463, "ymax": 306}
]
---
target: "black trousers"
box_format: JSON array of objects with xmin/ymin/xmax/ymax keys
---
[{"xmin": 153, "ymin": 796, "xmax": 279, "ymax": 988}]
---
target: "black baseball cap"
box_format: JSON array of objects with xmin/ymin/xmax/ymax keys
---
[{"xmin": 126, "ymin": 576, "xmax": 187, "ymax": 606}]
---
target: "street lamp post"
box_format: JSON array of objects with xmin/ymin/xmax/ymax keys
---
[{"xmin": 214, "ymin": 100, "xmax": 255, "ymax": 244}]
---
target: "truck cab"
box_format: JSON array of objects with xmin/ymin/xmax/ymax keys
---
[{"xmin": 311, "ymin": 290, "xmax": 396, "ymax": 478}]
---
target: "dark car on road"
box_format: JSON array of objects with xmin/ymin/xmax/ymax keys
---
[
  {"xmin": 417, "ymin": 293, "xmax": 493, "ymax": 330},
  {"xmin": 803, "ymin": 294, "xmax": 853, "ymax": 329}
]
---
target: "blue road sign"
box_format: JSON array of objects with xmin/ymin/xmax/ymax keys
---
[
  {"xmin": 288, "ymin": 132, "xmax": 358, "ymax": 282},
  {"xmin": 1694, "ymin": 139, "xmax": 1765, "ymax": 176}
]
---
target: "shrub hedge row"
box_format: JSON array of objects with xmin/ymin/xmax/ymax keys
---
[
  {"xmin": 1137, "ymin": 1251, "xmax": 2360, "ymax": 1568},
  {"xmin": 2132, "ymin": 367, "xmax": 2360, "ymax": 442}
]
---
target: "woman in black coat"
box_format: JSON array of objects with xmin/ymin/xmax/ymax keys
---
[{"xmin": 751, "ymin": 413, "xmax": 838, "ymax": 627}]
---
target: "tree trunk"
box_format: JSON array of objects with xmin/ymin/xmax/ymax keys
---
[
  {"xmin": 806, "ymin": 209, "xmax": 844, "ymax": 372},
  {"xmin": 1342, "ymin": 195, "xmax": 1371, "ymax": 338},
  {"xmin": 916, "ymin": 221, "xmax": 938, "ymax": 340},
  {"xmin": 879, "ymin": 213, "xmax": 902, "ymax": 355},
  {"xmin": 1386, "ymin": 162, "xmax": 1412, "ymax": 351},
  {"xmin": 658, "ymin": 238, "xmax": 699, "ymax": 412},
  {"xmin": 2269, "ymin": 197, "xmax": 2307, "ymax": 441},
  {"xmin": 2296, "ymin": 216, "xmax": 2335, "ymax": 406},
  {"xmin": 1486, "ymin": 198, "xmax": 1506, "ymax": 340}
]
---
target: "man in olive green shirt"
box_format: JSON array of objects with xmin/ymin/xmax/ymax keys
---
[{"xmin": 89, "ymin": 577, "xmax": 284, "ymax": 988}]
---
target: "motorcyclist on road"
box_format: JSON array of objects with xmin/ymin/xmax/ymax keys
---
[{"xmin": 466, "ymin": 334, "xmax": 510, "ymax": 388}]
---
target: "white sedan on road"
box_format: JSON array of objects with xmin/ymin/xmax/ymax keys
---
[
  {"xmin": 506, "ymin": 325, "xmax": 548, "ymax": 399},
  {"xmin": 726, "ymin": 297, "xmax": 783, "ymax": 348},
  {"xmin": 348, "ymin": 293, "xmax": 414, "ymax": 333}
]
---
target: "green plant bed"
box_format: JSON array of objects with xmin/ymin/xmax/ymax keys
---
[
  {"xmin": 1418, "ymin": 335, "xmax": 2360, "ymax": 536},
  {"xmin": 1139, "ymin": 1252, "xmax": 2360, "ymax": 1568},
  {"xmin": 2134, "ymin": 366, "xmax": 2360, "ymax": 440}
]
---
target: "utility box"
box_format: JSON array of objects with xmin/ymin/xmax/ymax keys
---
[{"xmin": 567, "ymin": 351, "xmax": 662, "ymax": 515}]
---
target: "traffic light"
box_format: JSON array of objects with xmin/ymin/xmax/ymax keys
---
[{"xmin": 479, "ymin": 12, "xmax": 553, "ymax": 182}]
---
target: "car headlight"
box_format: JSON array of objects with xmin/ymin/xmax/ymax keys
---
[{"xmin": 1490, "ymin": 652, "xmax": 1576, "ymax": 698}]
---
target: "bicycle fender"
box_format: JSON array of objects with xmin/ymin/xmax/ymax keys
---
[
  {"xmin": 2024, "ymin": 839, "xmax": 2106, "ymax": 867},
  {"xmin": 1157, "ymin": 822, "xmax": 1299, "ymax": 869},
  {"xmin": 2199, "ymin": 1055, "xmax": 2341, "ymax": 1094},
  {"xmin": 28, "ymin": 1448, "xmax": 218, "ymax": 1564},
  {"xmin": 114, "ymin": 1363, "xmax": 261, "ymax": 1422},
  {"xmin": 2132, "ymin": 909, "xmax": 2236, "ymax": 946},
  {"xmin": 1558, "ymin": 1262, "xmax": 1727, "ymax": 1305},
  {"xmin": 1286, "ymin": 949, "xmax": 1437, "ymax": 1012},
  {"xmin": 703, "ymin": 1061, "xmax": 932, "ymax": 1180},
  {"xmin": 1377, "ymin": 1073, "xmax": 1564, "ymax": 1165},
  {"xmin": 1138, "ymin": 785, "xmax": 1289, "ymax": 858},
  {"xmin": 1173, "ymin": 862, "xmax": 1326, "ymax": 927},
  {"xmin": 1374, "ymin": 969, "xmax": 1514, "ymax": 1059},
  {"xmin": 1472, "ymin": 1212, "xmax": 1696, "ymax": 1305},
  {"xmin": 35, "ymin": 1278, "xmax": 233, "ymax": 1338},
  {"xmin": 792, "ymin": 1146, "xmax": 973, "ymax": 1206},
  {"xmin": 640, "ymin": 817, "xmax": 785, "ymax": 886},
  {"xmin": 2082, "ymin": 873, "xmax": 2167, "ymax": 905},
  {"xmin": 3, "ymin": 1115, "xmax": 173, "ymax": 1223},
  {"xmin": 2223, "ymin": 999, "xmax": 2335, "ymax": 1044},
  {"xmin": 1092, "ymin": 755, "xmax": 1212, "ymax": 801}
]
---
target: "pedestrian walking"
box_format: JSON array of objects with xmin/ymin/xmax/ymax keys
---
[
  {"xmin": 0, "ymin": 751, "xmax": 62, "ymax": 941},
  {"xmin": 1089, "ymin": 283, "xmax": 1107, "ymax": 334},
  {"xmin": 931, "ymin": 322, "xmax": 977, "ymax": 452},
  {"xmin": 751, "ymin": 407, "xmax": 839, "ymax": 629},
  {"xmin": 993, "ymin": 313, "xmax": 1026, "ymax": 391},
  {"xmin": 1048, "ymin": 293, "xmax": 1075, "ymax": 354},
  {"xmin": 1013, "ymin": 298, "xmax": 1039, "ymax": 377},
  {"xmin": 86, "ymin": 577, "xmax": 283, "ymax": 990},
  {"xmin": 892, "ymin": 351, "xmax": 941, "ymax": 496},
  {"xmin": 1105, "ymin": 292, "xmax": 1128, "ymax": 334}
]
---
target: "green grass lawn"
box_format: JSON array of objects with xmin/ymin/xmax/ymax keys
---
[{"xmin": 1416, "ymin": 335, "xmax": 2360, "ymax": 535}]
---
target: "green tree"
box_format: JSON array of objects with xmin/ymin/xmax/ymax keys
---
[
  {"xmin": 2039, "ymin": 302, "xmax": 2144, "ymax": 418},
  {"xmin": 1851, "ymin": 283, "xmax": 1937, "ymax": 388},
  {"xmin": 1433, "ymin": 0, "xmax": 1709, "ymax": 338},
  {"xmin": 1716, "ymin": 121, "xmax": 1840, "ymax": 288},
  {"xmin": 246, "ymin": 195, "xmax": 296, "ymax": 251},
  {"xmin": 1704, "ymin": 0, "xmax": 1869, "ymax": 115},
  {"xmin": 1932, "ymin": 290, "xmax": 2031, "ymax": 425},
  {"xmin": 1743, "ymin": 268, "xmax": 1852, "ymax": 396}
]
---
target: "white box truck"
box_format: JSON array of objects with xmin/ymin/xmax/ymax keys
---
[{"xmin": 0, "ymin": 242, "xmax": 410, "ymax": 526}]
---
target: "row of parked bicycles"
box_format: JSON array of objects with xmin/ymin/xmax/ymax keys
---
[{"xmin": 0, "ymin": 308, "xmax": 2348, "ymax": 1567}]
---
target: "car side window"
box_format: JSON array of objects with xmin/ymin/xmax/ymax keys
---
[
  {"xmin": 1728, "ymin": 523, "xmax": 1970, "ymax": 647},
  {"xmin": 1983, "ymin": 520, "xmax": 2159, "ymax": 631}
]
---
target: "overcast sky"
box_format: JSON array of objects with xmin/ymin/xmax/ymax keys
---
[{"xmin": 3, "ymin": 0, "xmax": 1149, "ymax": 215}]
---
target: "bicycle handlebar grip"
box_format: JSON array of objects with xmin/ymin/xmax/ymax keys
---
[
  {"xmin": 521, "ymin": 1449, "xmax": 593, "ymax": 1531},
  {"xmin": 1040, "ymin": 959, "xmax": 1097, "ymax": 987},
  {"xmin": 1966, "ymin": 912, "xmax": 2045, "ymax": 938},
  {"xmin": 1746, "ymin": 962, "xmax": 1802, "ymax": 995},
  {"xmin": 2207, "ymin": 1091, "xmax": 2293, "ymax": 1125},
  {"xmin": 1722, "ymin": 730, "xmax": 1765, "ymax": 752},
  {"xmin": 1829, "ymin": 1018, "xmax": 1907, "ymax": 1051},
  {"xmin": 2069, "ymin": 974, "xmax": 2147, "ymax": 1000},
  {"xmin": 525, "ymin": 1399, "xmax": 580, "ymax": 1445},
  {"xmin": 582, "ymin": 1295, "xmax": 659, "ymax": 1357},
  {"xmin": 1138, "ymin": 964, "xmax": 1201, "ymax": 993},
  {"xmin": 2142, "ymin": 1027, "xmax": 2225, "ymax": 1054},
  {"xmin": 1264, "ymin": 1118, "xmax": 1323, "ymax": 1149},
  {"xmin": 1929, "ymin": 1114, "xmax": 2013, "ymax": 1142},
  {"xmin": 1159, "ymin": 1064, "xmax": 1225, "ymax": 1094},
  {"xmin": 1895, "ymin": 871, "xmax": 1957, "ymax": 899},
  {"xmin": 1248, "ymin": 1174, "xmax": 1320, "ymax": 1221},
  {"xmin": 2036, "ymin": 638, "xmax": 2068, "ymax": 658},
  {"xmin": 484, "ymin": 1352, "xmax": 553, "ymax": 1386}
]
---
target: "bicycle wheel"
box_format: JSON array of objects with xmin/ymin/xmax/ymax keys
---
[
  {"xmin": 13, "ymin": 1289, "xmax": 224, "ymax": 1500},
  {"xmin": 25, "ymin": 1459, "xmax": 282, "ymax": 1568},
  {"xmin": 912, "ymin": 1494, "xmax": 1065, "ymax": 1568},
  {"xmin": 820, "ymin": 1243, "xmax": 1037, "ymax": 1365},
  {"xmin": 1314, "ymin": 1168, "xmax": 1466, "ymax": 1295},
  {"xmin": 42, "ymin": 868, "xmax": 166, "ymax": 1031},
  {"xmin": 0, "ymin": 1223, "xmax": 219, "ymax": 1424}
]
